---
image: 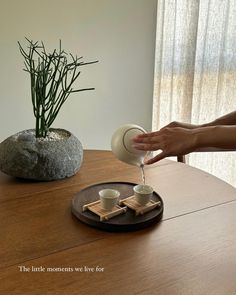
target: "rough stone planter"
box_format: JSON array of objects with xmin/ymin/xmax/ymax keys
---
[{"xmin": 0, "ymin": 128, "xmax": 83, "ymax": 181}]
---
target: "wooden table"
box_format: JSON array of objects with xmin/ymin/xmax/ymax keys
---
[{"xmin": 1, "ymin": 150, "xmax": 236, "ymax": 294}]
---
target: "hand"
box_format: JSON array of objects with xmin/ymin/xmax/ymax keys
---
[
  {"xmin": 132, "ymin": 127, "xmax": 197, "ymax": 164},
  {"xmin": 162, "ymin": 121, "xmax": 200, "ymax": 130}
]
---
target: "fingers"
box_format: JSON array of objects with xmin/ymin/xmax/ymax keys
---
[
  {"xmin": 132, "ymin": 131, "xmax": 162, "ymax": 151},
  {"xmin": 144, "ymin": 152, "xmax": 166, "ymax": 164},
  {"xmin": 132, "ymin": 143, "xmax": 161, "ymax": 151},
  {"xmin": 132, "ymin": 131, "xmax": 160, "ymax": 141},
  {"xmin": 132, "ymin": 137, "xmax": 160, "ymax": 144}
]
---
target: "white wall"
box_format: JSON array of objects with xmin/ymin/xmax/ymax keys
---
[{"xmin": 0, "ymin": 0, "xmax": 157, "ymax": 149}]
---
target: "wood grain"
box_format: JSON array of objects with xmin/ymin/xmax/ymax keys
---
[
  {"xmin": 0, "ymin": 187, "xmax": 109, "ymax": 268},
  {"xmin": 1, "ymin": 150, "xmax": 236, "ymax": 294},
  {"xmin": 1, "ymin": 151, "xmax": 236, "ymax": 269},
  {"xmin": 0, "ymin": 150, "xmax": 171, "ymax": 203},
  {"xmin": 1, "ymin": 200, "xmax": 236, "ymax": 295},
  {"xmin": 146, "ymin": 161, "xmax": 236, "ymax": 218}
]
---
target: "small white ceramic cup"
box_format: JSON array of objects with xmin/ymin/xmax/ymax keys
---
[
  {"xmin": 99, "ymin": 189, "xmax": 120, "ymax": 210},
  {"xmin": 133, "ymin": 184, "xmax": 153, "ymax": 206}
]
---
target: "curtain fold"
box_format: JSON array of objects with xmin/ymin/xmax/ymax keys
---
[{"xmin": 153, "ymin": 0, "xmax": 236, "ymax": 186}]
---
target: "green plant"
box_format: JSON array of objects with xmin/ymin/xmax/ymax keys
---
[{"xmin": 18, "ymin": 38, "xmax": 98, "ymax": 138}]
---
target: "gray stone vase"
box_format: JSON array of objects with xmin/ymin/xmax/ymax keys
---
[{"xmin": 0, "ymin": 128, "xmax": 83, "ymax": 181}]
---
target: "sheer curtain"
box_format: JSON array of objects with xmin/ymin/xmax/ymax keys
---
[{"xmin": 152, "ymin": 0, "xmax": 236, "ymax": 186}]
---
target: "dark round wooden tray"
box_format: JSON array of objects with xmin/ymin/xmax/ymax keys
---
[{"xmin": 72, "ymin": 182, "xmax": 164, "ymax": 232}]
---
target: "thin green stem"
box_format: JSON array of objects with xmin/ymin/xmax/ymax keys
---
[{"xmin": 18, "ymin": 38, "xmax": 98, "ymax": 138}]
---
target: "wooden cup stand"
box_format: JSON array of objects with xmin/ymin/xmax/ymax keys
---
[
  {"xmin": 82, "ymin": 195, "xmax": 161, "ymax": 221},
  {"xmin": 83, "ymin": 200, "xmax": 127, "ymax": 221},
  {"xmin": 119, "ymin": 195, "xmax": 161, "ymax": 216},
  {"xmin": 72, "ymin": 182, "xmax": 164, "ymax": 231}
]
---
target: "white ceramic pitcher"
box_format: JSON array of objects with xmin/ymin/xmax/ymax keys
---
[{"xmin": 111, "ymin": 124, "xmax": 148, "ymax": 166}]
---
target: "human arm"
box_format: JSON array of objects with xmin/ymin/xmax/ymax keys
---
[
  {"xmin": 202, "ymin": 111, "xmax": 236, "ymax": 126},
  {"xmin": 132, "ymin": 125, "xmax": 236, "ymax": 164},
  {"xmin": 165, "ymin": 111, "xmax": 236, "ymax": 130}
]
